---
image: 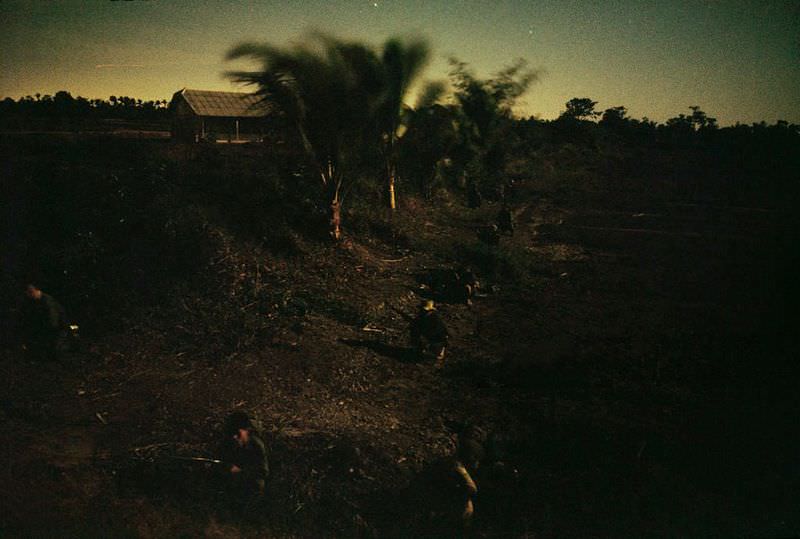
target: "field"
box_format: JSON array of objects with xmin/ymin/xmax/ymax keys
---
[{"xmin": 1, "ymin": 134, "xmax": 798, "ymax": 538}]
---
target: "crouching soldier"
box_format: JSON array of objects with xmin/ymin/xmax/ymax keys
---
[
  {"xmin": 480, "ymin": 224, "xmax": 501, "ymax": 253},
  {"xmin": 454, "ymin": 426, "xmax": 486, "ymax": 531},
  {"xmin": 457, "ymin": 267, "xmax": 479, "ymax": 306},
  {"xmin": 218, "ymin": 411, "xmax": 270, "ymax": 503},
  {"xmin": 431, "ymin": 425, "xmax": 486, "ymax": 536},
  {"xmin": 410, "ymin": 300, "xmax": 449, "ymax": 365},
  {"xmin": 497, "ymin": 205, "xmax": 514, "ymax": 236},
  {"xmin": 467, "ymin": 182, "xmax": 483, "ymax": 209},
  {"xmin": 436, "ymin": 268, "xmax": 479, "ymax": 306},
  {"xmin": 21, "ymin": 283, "xmax": 67, "ymax": 362}
]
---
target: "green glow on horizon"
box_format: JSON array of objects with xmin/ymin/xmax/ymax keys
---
[{"xmin": 1, "ymin": 0, "xmax": 797, "ymax": 125}]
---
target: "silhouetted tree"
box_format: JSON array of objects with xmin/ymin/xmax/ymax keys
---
[
  {"xmin": 372, "ymin": 38, "xmax": 435, "ymax": 210},
  {"xmin": 399, "ymin": 102, "xmax": 459, "ymax": 197},
  {"xmin": 689, "ymin": 106, "xmax": 717, "ymax": 131},
  {"xmin": 448, "ymin": 58, "xmax": 538, "ymax": 197},
  {"xmin": 600, "ymin": 106, "xmax": 628, "ymax": 126},
  {"xmin": 227, "ymin": 33, "xmax": 387, "ymax": 240},
  {"xmin": 561, "ymin": 97, "xmax": 599, "ymax": 121}
]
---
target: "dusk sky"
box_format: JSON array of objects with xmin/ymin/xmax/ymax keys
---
[{"xmin": 1, "ymin": 0, "xmax": 798, "ymax": 125}]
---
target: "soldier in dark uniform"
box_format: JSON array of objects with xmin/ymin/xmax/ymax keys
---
[
  {"xmin": 435, "ymin": 267, "xmax": 480, "ymax": 306},
  {"xmin": 409, "ymin": 300, "xmax": 449, "ymax": 365},
  {"xmin": 21, "ymin": 284, "xmax": 67, "ymax": 361},
  {"xmin": 497, "ymin": 205, "xmax": 514, "ymax": 236},
  {"xmin": 427, "ymin": 425, "xmax": 486, "ymax": 536},
  {"xmin": 467, "ymin": 182, "xmax": 483, "ymax": 209},
  {"xmin": 218, "ymin": 411, "xmax": 270, "ymax": 501},
  {"xmin": 485, "ymin": 224, "xmax": 500, "ymax": 250},
  {"xmin": 457, "ymin": 267, "xmax": 479, "ymax": 306}
]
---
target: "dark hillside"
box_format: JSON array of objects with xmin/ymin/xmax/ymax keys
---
[{"xmin": 1, "ymin": 131, "xmax": 799, "ymax": 538}]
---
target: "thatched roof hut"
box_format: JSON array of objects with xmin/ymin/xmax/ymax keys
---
[{"xmin": 170, "ymin": 88, "xmax": 271, "ymax": 142}]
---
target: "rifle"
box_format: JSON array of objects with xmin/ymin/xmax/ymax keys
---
[
  {"xmin": 390, "ymin": 305, "xmax": 414, "ymax": 323},
  {"xmin": 129, "ymin": 452, "xmax": 230, "ymax": 469},
  {"xmin": 165, "ymin": 456, "xmax": 225, "ymax": 466}
]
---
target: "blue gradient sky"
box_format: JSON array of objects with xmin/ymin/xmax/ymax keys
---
[{"xmin": 1, "ymin": 0, "xmax": 797, "ymax": 124}]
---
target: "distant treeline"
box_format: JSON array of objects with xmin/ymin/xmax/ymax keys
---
[
  {"xmin": 1, "ymin": 86, "xmax": 798, "ymax": 207},
  {"xmin": 395, "ymin": 93, "xmax": 800, "ymax": 214},
  {"xmin": 538, "ymin": 98, "xmax": 800, "ymax": 149},
  {"xmin": 515, "ymin": 99, "xmax": 800, "ymax": 200},
  {"xmin": 0, "ymin": 91, "xmax": 170, "ymax": 131}
]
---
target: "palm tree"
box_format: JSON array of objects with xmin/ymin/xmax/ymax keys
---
[
  {"xmin": 448, "ymin": 58, "xmax": 538, "ymax": 193},
  {"xmin": 399, "ymin": 101, "xmax": 459, "ymax": 197},
  {"xmin": 374, "ymin": 38, "xmax": 433, "ymax": 211},
  {"xmin": 227, "ymin": 34, "xmax": 384, "ymax": 240}
]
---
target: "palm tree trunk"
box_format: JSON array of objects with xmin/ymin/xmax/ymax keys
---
[
  {"xmin": 385, "ymin": 135, "xmax": 398, "ymax": 211},
  {"xmin": 387, "ymin": 164, "xmax": 397, "ymax": 211},
  {"xmin": 322, "ymin": 159, "xmax": 343, "ymax": 241},
  {"xmin": 329, "ymin": 196, "xmax": 342, "ymax": 241}
]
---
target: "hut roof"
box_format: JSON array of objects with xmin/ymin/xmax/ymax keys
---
[{"xmin": 175, "ymin": 88, "xmax": 270, "ymax": 118}]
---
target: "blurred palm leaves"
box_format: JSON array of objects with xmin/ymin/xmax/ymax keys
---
[{"xmin": 227, "ymin": 32, "xmax": 440, "ymax": 237}]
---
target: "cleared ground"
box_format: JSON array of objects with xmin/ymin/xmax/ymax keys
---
[{"xmin": 1, "ymin": 146, "xmax": 798, "ymax": 537}]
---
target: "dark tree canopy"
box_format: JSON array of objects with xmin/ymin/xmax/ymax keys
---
[{"xmin": 561, "ymin": 97, "xmax": 599, "ymax": 121}]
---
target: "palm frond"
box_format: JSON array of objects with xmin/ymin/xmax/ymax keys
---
[{"xmin": 415, "ymin": 80, "xmax": 447, "ymax": 110}]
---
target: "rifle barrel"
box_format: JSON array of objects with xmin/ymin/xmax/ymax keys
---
[{"xmin": 166, "ymin": 456, "xmax": 224, "ymax": 465}]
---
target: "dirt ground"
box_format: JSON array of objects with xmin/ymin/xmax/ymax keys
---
[{"xmin": 2, "ymin": 166, "xmax": 798, "ymax": 537}]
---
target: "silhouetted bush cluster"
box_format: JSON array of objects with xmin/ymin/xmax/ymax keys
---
[
  {"xmin": 0, "ymin": 91, "xmax": 169, "ymax": 131},
  {"xmin": 397, "ymin": 85, "xmax": 799, "ymax": 210}
]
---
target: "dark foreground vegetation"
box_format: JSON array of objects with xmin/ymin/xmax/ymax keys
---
[{"xmin": 2, "ymin": 39, "xmax": 799, "ymax": 537}]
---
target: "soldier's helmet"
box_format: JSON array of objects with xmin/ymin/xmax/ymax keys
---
[
  {"xmin": 225, "ymin": 411, "xmax": 252, "ymax": 436},
  {"xmin": 458, "ymin": 438, "xmax": 485, "ymax": 469}
]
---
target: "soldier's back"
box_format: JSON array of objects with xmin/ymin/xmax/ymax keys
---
[{"xmin": 421, "ymin": 312, "xmax": 448, "ymax": 342}]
